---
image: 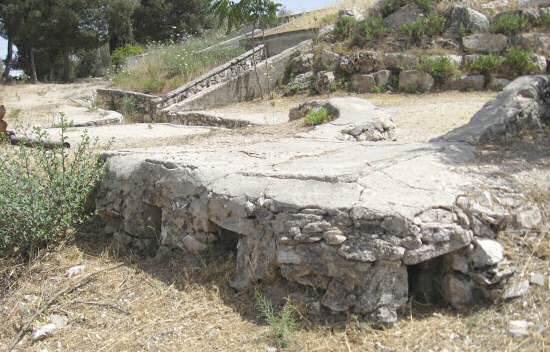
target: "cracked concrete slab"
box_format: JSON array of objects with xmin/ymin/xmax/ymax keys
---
[{"xmin": 96, "ymin": 87, "xmax": 546, "ymax": 323}]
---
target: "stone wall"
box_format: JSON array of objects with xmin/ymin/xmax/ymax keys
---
[
  {"xmin": 243, "ymin": 29, "xmax": 318, "ymax": 57},
  {"xmin": 163, "ymin": 40, "xmax": 313, "ymax": 113},
  {"xmin": 96, "ymin": 88, "xmax": 161, "ymax": 122}
]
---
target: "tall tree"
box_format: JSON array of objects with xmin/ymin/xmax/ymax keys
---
[{"xmin": 106, "ymin": 0, "xmax": 139, "ymax": 52}]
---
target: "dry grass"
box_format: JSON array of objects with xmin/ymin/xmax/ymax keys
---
[
  {"xmin": 266, "ymin": 0, "xmax": 378, "ymax": 35},
  {"xmin": 0, "ymin": 215, "xmax": 548, "ymax": 351}
]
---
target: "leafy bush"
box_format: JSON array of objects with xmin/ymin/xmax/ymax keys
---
[
  {"xmin": 256, "ymin": 292, "xmax": 298, "ymax": 349},
  {"xmin": 352, "ymin": 16, "xmax": 388, "ymax": 45},
  {"xmin": 502, "ymin": 47, "xmax": 537, "ymax": 76},
  {"xmin": 111, "ymin": 44, "xmax": 146, "ymax": 68},
  {"xmin": 305, "ymin": 107, "xmax": 331, "ymax": 126},
  {"xmin": 490, "ymin": 13, "xmax": 530, "ymax": 35},
  {"xmin": 468, "ymin": 54, "xmax": 504, "ymax": 77},
  {"xmin": 0, "ymin": 120, "xmax": 106, "ymax": 258},
  {"xmin": 113, "ymin": 38, "xmax": 244, "ymax": 94},
  {"xmin": 540, "ymin": 11, "xmax": 550, "ymax": 29},
  {"xmin": 333, "ymin": 15, "xmax": 357, "ymax": 40},
  {"xmin": 381, "ymin": 0, "xmax": 406, "ymax": 17},
  {"xmin": 418, "ymin": 56, "xmax": 459, "ymax": 85},
  {"xmin": 400, "ymin": 13, "xmax": 445, "ymax": 45}
]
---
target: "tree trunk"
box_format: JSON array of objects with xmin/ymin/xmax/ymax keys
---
[
  {"xmin": 29, "ymin": 46, "xmax": 38, "ymax": 83},
  {"xmin": 62, "ymin": 49, "xmax": 71, "ymax": 82},
  {"xmin": 2, "ymin": 33, "xmax": 13, "ymax": 82}
]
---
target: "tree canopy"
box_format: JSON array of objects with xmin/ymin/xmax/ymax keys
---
[{"xmin": 0, "ymin": 0, "xmax": 213, "ymax": 82}]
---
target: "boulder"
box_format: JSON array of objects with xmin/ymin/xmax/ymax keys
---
[
  {"xmin": 313, "ymin": 71, "xmax": 336, "ymax": 94},
  {"xmin": 288, "ymin": 53, "xmax": 314, "ymax": 75},
  {"xmin": 384, "ymin": 52, "xmax": 419, "ymax": 70},
  {"xmin": 286, "ymin": 72, "xmax": 314, "ymax": 94},
  {"xmin": 399, "ymin": 70, "xmax": 434, "ymax": 92},
  {"xmin": 383, "ymin": 3, "xmax": 425, "ymax": 31},
  {"xmin": 532, "ymin": 54, "xmax": 548, "ymax": 74},
  {"xmin": 443, "ymin": 75, "xmax": 550, "ymax": 143},
  {"xmin": 317, "ymin": 49, "xmax": 341, "ymax": 72},
  {"xmin": 441, "ymin": 273, "xmax": 474, "ymax": 307},
  {"xmin": 513, "ymin": 32, "xmax": 550, "ymax": 52},
  {"xmin": 352, "ymin": 50, "xmax": 384, "ymax": 74},
  {"xmin": 373, "ymin": 70, "xmax": 391, "ymax": 87},
  {"xmin": 470, "ymin": 238, "xmax": 504, "ymax": 268},
  {"xmin": 351, "ymin": 74, "xmax": 377, "ymax": 93},
  {"xmin": 338, "ymin": 7, "xmax": 365, "ymax": 21},
  {"xmin": 463, "ymin": 33, "xmax": 508, "ymax": 53},
  {"xmin": 444, "ymin": 5, "xmax": 490, "ymax": 39},
  {"xmin": 488, "ymin": 78, "xmax": 511, "ymax": 91},
  {"xmin": 445, "ymin": 75, "xmax": 485, "ymax": 91}
]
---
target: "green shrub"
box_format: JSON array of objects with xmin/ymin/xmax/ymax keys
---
[
  {"xmin": 333, "ymin": 15, "xmax": 357, "ymax": 40},
  {"xmin": 540, "ymin": 11, "xmax": 550, "ymax": 29},
  {"xmin": 468, "ymin": 54, "xmax": 504, "ymax": 77},
  {"xmin": 400, "ymin": 13, "xmax": 445, "ymax": 45},
  {"xmin": 490, "ymin": 13, "xmax": 530, "ymax": 35},
  {"xmin": 502, "ymin": 47, "xmax": 537, "ymax": 76},
  {"xmin": 0, "ymin": 119, "xmax": 106, "ymax": 258},
  {"xmin": 352, "ymin": 16, "xmax": 388, "ymax": 45},
  {"xmin": 381, "ymin": 0, "xmax": 406, "ymax": 17},
  {"xmin": 256, "ymin": 292, "xmax": 298, "ymax": 349},
  {"xmin": 304, "ymin": 107, "xmax": 331, "ymax": 126},
  {"xmin": 111, "ymin": 44, "xmax": 146, "ymax": 68},
  {"xmin": 418, "ymin": 56, "xmax": 459, "ymax": 85}
]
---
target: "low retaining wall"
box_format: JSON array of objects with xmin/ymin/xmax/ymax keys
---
[
  {"xmin": 165, "ymin": 40, "xmax": 312, "ymax": 113},
  {"xmin": 96, "ymin": 88, "xmax": 161, "ymax": 122},
  {"xmin": 243, "ymin": 29, "xmax": 318, "ymax": 57}
]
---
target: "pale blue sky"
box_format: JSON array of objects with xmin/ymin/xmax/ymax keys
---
[
  {"xmin": 279, "ymin": 0, "xmax": 338, "ymax": 12},
  {"xmin": 0, "ymin": 0, "xmax": 336, "ymax": 59}
]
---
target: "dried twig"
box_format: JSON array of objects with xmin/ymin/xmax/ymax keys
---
[{"xmin": 6, "ymin": 263, "xmax": 124, "ymax": 352}]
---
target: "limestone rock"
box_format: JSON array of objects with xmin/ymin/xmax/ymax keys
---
[
  {"xmin": 508, "ymin": 320, "xmax": 534, "ymax": 339},
  {"xmin": 317, "ymin": 49, "xmax": 341, "ymax": 72},
  {"xmin": 532, "ymin": 54, "xmax": 548, "ymax": 74},
  {"xmin": 313, "ymin": 71, "xmax": 336, "ymax": 94},
  {"xmin": 288, "ymin": 53, "xmax": 313, "ymax": 75},
  {"xmin": 383, "ymin": 53, "xmax": 418, "ymax": 70},
  {"xmin": 514, "ymin": 204, "xmax": 543, "ymax": 230},
  {"xmin": 383, "ymin": 3, "xmax": 425, "ymax": 30},
  {"xmin": 373, "ymin": 70, "xmax": 391, "ymax": 87},
  {"xmin": 338, "ymin": 7, "xmax": 365, "ymax": 21},
  {"xmin": 515, "ymin": 32, "xmax": 550, "ymax": 52},
  {"xmin": 351, "ymin": 74, "xmax": 377, "ymax": 93},
  {"xmin": 488, "ymin": 78, "xmax": 510, "ymax": 91},
  {"xmin": 352, "ymin": 51, "xmax": 384, "ymax": 74},
  {"xmin": 444, "ymin": 5, "xmax": 490, "ymax": 39},
  {"xmin": 529, "ymin": 272, "xmax": 545, "ymax": 286},
  {"xmin": 287, "ymin": 72, "xmax": 314, "ymax": 94},
  {"xmin": 470, "ymin": 238, "xmax": 504, "ymax": 268},
  {"xmin": 463, "ymin": 33, "xmax": 508, "ymax": 53},
  {"xmin": 399, "ymin": 70, "xmax": 434, "ymax": 93},
  {"xmin": 441, "ymin": 273, "xmax": 474, "ymax": 307},
  {"xmin": 503, "ymin": 280, "xmax": 530, "ymax": 300},
  {"xmin": 444, "ymin": 75, "xmax": 550, "ymax": 143},
  {"xmin": 445, "ymin": 75, "xmax": 485, "ymax": 91}
]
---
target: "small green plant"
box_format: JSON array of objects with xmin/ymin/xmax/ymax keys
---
[
  {"xmin": 371, "ymin": 86, "xmax": 388, "ymax": 93},
  {"xmin": 256, "ymin": 292, "xmax": 298, "ymax": 349},
  {"xmin": 539, "ymin": 11, "xmax": 550, "ymax": 29},
  {"xmin": 490, "ymin": 13, "xmax": 530, "ymax": 35},
  {"xmin": 304, "ymin": 107, "xmax": 331, "ymax": 126},
  {"xmin": 111, "ymin": 44, "xmax": 146, "ymax": 68},
  {"xmin": 352, "ymin": 16, "xmax": 388, "ymax": 45},
  {"xmin": 502, "ymin": 47, "xmax": 537, "ymax": 76},
  {"xmin": 400, "ymin": 13, "xmax": 445, "ymax": 45},
  {"xmin": 418, "ymin": 56, "xmax": 459, "ymax": 86},
  {"xmin": 120, "ymin": 96, "xmax": 140, "ymax": 120},
  {"xmin": 381, "ymin": 0, "xmax": 405, "ymax": 17},
  {"xmin": 468, "ymin": 54, "xmax": 504, "ymax": 77},
  {"xmin": 333, "ymin": 15, "xmax": 357, "ymax": 40},
  {"xmin": 0, "ymin": 116, "xmax": 107, "ymax": 258}
]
